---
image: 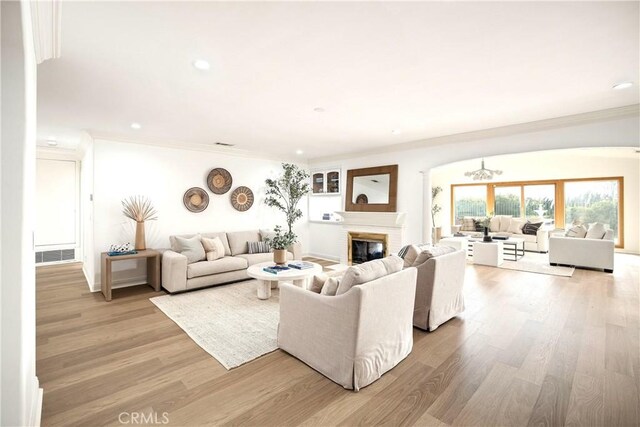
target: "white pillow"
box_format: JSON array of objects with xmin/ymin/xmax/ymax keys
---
[
  {"xmin": 201, "ymin": 236, "xmax": 225, "ymax": 261},
  {"xmin": 585, "ymin": 222, "xmax": 606, "ymax": 239},
  {"xmin": 489, "ymin": 216, "xmax": 501, "ymax": 232},
  {"xmin": 507, "ymin": 218, "xmax": 526, "ymax": 234},
  {"xmin": 565, "ymin": 224, "xmax": 587, "ymax": 238},
  {"xmin": 498, "ymin": 215, "xmax": 513, "ymax": 232},
  {"xmin": 320, "ymin": 277, "xmax": 340, "ymax": 296}
]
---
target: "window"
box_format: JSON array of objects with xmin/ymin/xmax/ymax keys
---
[
  {"xmin": 565, "ymin": 179, "xmax": 620, "ymax": 242},
  {"xmin": 524, "ymin": 184, "xmax": 555, "ymax": 224},
  {"xmin": 494, "ymin": 186, "xmax": 521, "ymax": 217},
  {"xmin": 453, "ymin": 185, "xmax": 487, "ymax": 223}
]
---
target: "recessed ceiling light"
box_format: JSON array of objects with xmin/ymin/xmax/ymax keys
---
[
  {"xmin": 193, "ymin": 59, "xmax": 210, "ymax": 71},
  {"xmin": 46, "ymin": 137, "xmax": 58, "ymax": 146},
  {"xmin": 313, "ymin": 107, "xmax": 325, "ymax": 113},
  {"xmin": 392, "ymin": 129, "xmax": 402, "ymax": 135},
  {"xmin": 130, "ymin": 122, "xmax": 141, "ymax": 130},
  {"xmin": 613, "ymin": 82, "xmax": 633, "ymax": 90},
  {"xmin": 296, "ymin": 149, "xmax": 304, "ymax": 155}
]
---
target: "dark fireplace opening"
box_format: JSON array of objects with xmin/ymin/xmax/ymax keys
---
[{"xmin": 351, "ymin": 239, "xmax": 384, "ymax": 264}]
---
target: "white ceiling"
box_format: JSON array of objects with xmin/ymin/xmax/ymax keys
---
[{"xmin": 37, "ymin": 1, "xmax": 640, "ymax": 159}]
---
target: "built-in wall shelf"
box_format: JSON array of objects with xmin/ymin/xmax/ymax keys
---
[{"xmin": 310, "ymin": 168, "xmax": 341, "ymax": 196}]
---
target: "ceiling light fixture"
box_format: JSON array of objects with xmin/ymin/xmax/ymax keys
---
[
  {"xmin": 313, "ymin": 107, "xmax": 325, "ymax": 113},
  {"xmin": 193, "ymin": 59, "xmax": 210, "ymax": 71},
  {"xmin": 46, "ymin": 137, "xmax": 58, "ymax": 146},
  {"xmin": 392, "ymin": 129, "xmax": 401, "ymax": 135},
  {"xmin": 613, "ymin": 81, "xmax": 633, "ymax": 90},
  {"xmin": 130, "ymin": 122, "xmax": 142, "ymax": 130},
  {"xmin": 464, "ymin": 159, "xmax": 502, "ymax": 181},
  {"xmin": 295, "ymin": 149, "xmax": 304, "ymax": 155}
]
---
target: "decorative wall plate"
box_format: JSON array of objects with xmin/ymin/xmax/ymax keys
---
[
  {"xmin": 230, "ymin": 186, "xmax": 254, "ymax": 211},
  {"xmin": 207, "ymin": 168, "xmax": 233, "ymax": 194},
  {"xmin": 183, "ymin": 187, "xmax": 209, "ymax": 213}
]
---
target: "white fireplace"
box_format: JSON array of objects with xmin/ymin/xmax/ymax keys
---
[{"xmin": 335, "ymin": 211, "xmax": 406, "ymax": 265}]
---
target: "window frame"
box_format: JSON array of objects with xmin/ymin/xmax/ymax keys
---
[{"xmin": 450, "ymin": 176, "xmax": 624, "ymax": 248}]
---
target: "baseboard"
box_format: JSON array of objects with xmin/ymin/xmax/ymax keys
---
[
  {"xmin": 82, "ymin": 265, "xmax": 94, "ymax": 292},
  {"xmin": 89, "ymin": 275, "xmax": 149, "ymax": 292},
  {"xmin": 26, "ymin": 375, "xmax": 42, "ymax": 427},
  {"xmin": 305, "ymin": 252, "xmax": 340, "ymax": 262}
]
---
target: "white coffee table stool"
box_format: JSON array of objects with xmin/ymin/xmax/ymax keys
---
[
  {"xmin": 246, "ymin": 261, "xmax": 323, "ymax": 300},
  {"xmin": 473, "ymin": 241, "xmax": 504, "ymax": 267}
]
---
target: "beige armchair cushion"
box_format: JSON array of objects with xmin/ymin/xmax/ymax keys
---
[
  {"xmin": 310, "ymin": 269, "xmax": 344, "ymax": 293},
  {"xmin": 321, "ymin": 277, "xmax": 341, "ymax": 296},
  {"xmin": 337, "ymin": 255, "xmax": 403, "ymax": 295},
  {"xmin": 402, "ymin": 245, "xmax": 422, "ymax": 268},
  {"xmin": 412, "ymin": 245, "xmax": 456, "ymax": 267}
]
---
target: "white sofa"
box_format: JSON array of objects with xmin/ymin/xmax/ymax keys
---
[
  {"xmin": 549, "ymin": 230, "xmax": 614, "ymax": 272},
  {"xmin": 278, "ymin": 267, "xmax": 417, "ymax": 391},
  {"xmin": 452, "ymin": 215, "xmax": 550, "ymax": 252},
  {"xmin": 162, "ymin": 230, "xmax": 301, "ymax": 293}
]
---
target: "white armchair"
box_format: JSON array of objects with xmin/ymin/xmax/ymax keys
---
[
  {"xmin": 278, "ymin": 267, "xmax": 417, "ymax": 391},
  {"xmin": 549, "ymin": 235, "xmax": 614, "ymax": 272}
]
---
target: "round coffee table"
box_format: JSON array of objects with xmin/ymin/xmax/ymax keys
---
[{"xmin": 246, "ymin": 261, "xmax": 323, "ymax": 300}]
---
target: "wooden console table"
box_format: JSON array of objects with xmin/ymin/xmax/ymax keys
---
[{"xmin": 100, "ymin": 249, "xmax": 161, "ymax": 301}]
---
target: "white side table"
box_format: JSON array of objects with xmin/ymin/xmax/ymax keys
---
[{"xmin": 473, "ymin": 241, "xmax": 504, "ymax": 266}]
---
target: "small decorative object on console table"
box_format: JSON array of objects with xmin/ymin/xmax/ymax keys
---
[{"xmin": 122, "ymin": 195, "xmax": 158, "ymax": 250}]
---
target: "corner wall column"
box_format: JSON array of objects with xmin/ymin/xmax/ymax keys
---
[{"xmin": 421, "ymin": 171, "xmax": 433, "ymax": 244}]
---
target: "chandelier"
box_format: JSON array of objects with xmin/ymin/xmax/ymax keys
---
[{"xmin": 464, "ymin": 159, "xmax": 502, "ymax": 181}]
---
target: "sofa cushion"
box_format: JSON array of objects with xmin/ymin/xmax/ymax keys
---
[
  {"xmin": 320, "ymin": 276, "xmax": 341, "ymax": 296},
  {"xmin": 402, "ymin": 245, "xmax": 423, "ymax": 268},
  {"xmin": 498, "ymin": 215, "xmax": 513, "ymax": 232},
  {"xmin": 565, "ymin": 224, "xmax": 588, "ymax": 238},
  {"xmin": 201, "ymin": 236, "xmax": 225, "ymax": 261},
  {"xmin": 235, "ymin": 251, "xmax": 293, "ymax": 266},
  {"xmin": 227, "ymin": 230, "xmax": 261, "ymax": 255},
  {"xmin": 412, "ymin": 245, "xmax": 456, "ymax": 266},
  {"xmin": 585, "ymin": 222, "xmax": 606, "ymax": 239},
  {"xmin": 248, "ymin": 241, "xmax": 271, "ymax": 254},
  {"xmin": 488, "ymin": 216, "xmax": 499, "ymax": 232},
  {"xmin": 259, "ymin": 229, "xmax": 276, "ymax": 241},
  {"xmin": 187, "ymin": 256, "xmax": 248, "ymax": 279},
  {"xmin": 507, "ymin": 218, "xmax": 526, "ymax": 234},
  {"xmin": 337, "ymin": 255, "xmax": 403, "ymax": 295},
  {"xmin": 518, "ymin": 234, "xmax": 538, "ymax": 243},
  {"xmin": 461, "ymin": 217, "xmax": 476, "ymax": 232},
  {"xmin": 174, "ymin": 235, "xmax": 206, "ymax": 264},
  {"xmin": 171, "ymin": 232, "xmax": 231, "ymax": 257},
  {"xmin": 522, "ymin": 221, "xmax": 542, "ymax": 235},
  {"xmin": 310, "ymin": 270, "xmax": 345, "ymax": 293}
]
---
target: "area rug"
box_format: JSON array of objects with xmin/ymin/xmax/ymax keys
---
[
  {"xmin": 498, "ymin": 252, "xmax": 575, "ymax": 277},
  {"xmin": 150, "ymin": 280, "xmax": 278, "ymax": 369}
]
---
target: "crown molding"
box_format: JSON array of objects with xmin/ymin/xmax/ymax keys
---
[
  {"xmin": 88, "ymin": 131, "xmax": 308, "ymax": 165},
  {"xmin": 30, "ymin": 0, "xmax": 62, "ymax": 64},
  {"xmin": 309, "ymin": 104, "xmax": 640, "ymax": 165}
]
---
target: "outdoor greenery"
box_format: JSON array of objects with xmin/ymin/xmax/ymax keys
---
[
  {"xmin": 565, "ymin": 193, "xmax": 618, "ymax": 236},
  {"xmin": 264, "ymin": 163, "xmax": 310, "ymax": 243},
  {"xmin": 454, "ymin": 198, "xmax": 486, "ymax": 220}
]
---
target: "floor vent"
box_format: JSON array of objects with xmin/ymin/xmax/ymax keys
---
[{"xmin": 36, "ymin": 249, "xmax": 75, "ymax": 264}]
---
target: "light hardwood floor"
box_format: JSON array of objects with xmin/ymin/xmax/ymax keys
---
[{"xmin": 36, "ymin": 255, "xmax": 639, "ymax": 426}]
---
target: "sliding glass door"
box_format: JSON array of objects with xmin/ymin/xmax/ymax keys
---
[{"xmin": 564, "ymin": 179, "xmax": 620, "ymax": 242}]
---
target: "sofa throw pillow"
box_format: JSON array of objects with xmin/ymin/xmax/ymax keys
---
[
  {"xmin": 201, "ymin": 236, "xmax": 225, "ymax": 261},
  {"xmin": 461, "ymin": 217, "xmax": 476, "ymax": 232},
  {"xmin": 507, "ymin": 218, "xmax": 526, "ymax": 235},
  {"xmin": 473, "ymin": 219, "xmax": 485, "ymax": 232},
  {"xmin": 248, "ymin": 241, "xmax": 271, "ymax": 254},
  {"xmin": 310, "ymin": 270, "xmax": 344, "ymax": 293},
  {"xmin": 320, "ymin": 277, "xmax": 341, "ymax": 296},
  {"xmin": 402, "ymin": 245, "xmax": 422, "ymax": 268},
  {"xmin": 522, "ymin": 222, "xmax": 542, "ymax": 236},
  {"xmin": 337, "ymin": 255, "xmax": 403, "ymax": 295},
  {"xmin": 489, "ymin": 216, "xmax": 501, "ymax": 232},
  {"xmin": 411, "ymin": 245, "xmax": 456, "ymax": 266},
  {"xmin": 565, "ymin": 224, "xmax": 587, "ymax": 238},
  {"xmin": 175, "ymin": 235, "xmax": 206, "ymax": 264},
  {"xmin": 585, "ymin": 222, "xmax": 606, "ymax": 239},
  {"xmin": 498, "ymin": 215, "xmax": 513, "ymax": 232}
]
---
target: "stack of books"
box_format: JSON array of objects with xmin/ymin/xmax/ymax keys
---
[
  {"xmin": 262, "ymin": 265, "xmax": 290, "ymax": 274},
  {"xmin": 288, "ymin": 261, "xmax": 314, "ymax": 270}
]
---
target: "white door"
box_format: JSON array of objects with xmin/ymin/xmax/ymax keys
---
[{"xmin": 35, "ymin": 158, "xmax": 79, "ymax": 262}]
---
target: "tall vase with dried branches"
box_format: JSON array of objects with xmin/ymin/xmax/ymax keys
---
[{"xmin": 122, "ymin": 196, "xmax": 158, "ymax": 250}]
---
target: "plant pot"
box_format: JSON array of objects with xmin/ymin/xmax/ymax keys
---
[
  {"xmin": 273, "ymin": 249, "xmax": 287, "ymax": 265},
  {"xmin": 432, "ymin": 226, "xmax": 442, "ymax": 243},
  {"xmin": 135, "ymin": 221, "xmax": 146, "ymax": 250},
  {"xmin": 483, "ymin": 226, "xmax": 493, "ymax": 242}
]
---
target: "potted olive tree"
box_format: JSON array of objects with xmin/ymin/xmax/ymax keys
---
[
  {"xmin": 431, "ymin": 186, "xmax": 443, "ymax": 243},
  {"xmin": 264, "ymin": 163, "xmax": 310, "ymax": 264}
]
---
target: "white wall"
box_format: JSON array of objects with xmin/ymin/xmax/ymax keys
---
[
  {"xmin": 79, "ymin": 133, "xmax": 95, "ymax": 287},
  {"xmin": 307, "ymin": 112, "xmax": 640, "ymax": 259},
  {"xmin": 1, "ymin": 1, "xmax": 41, "ymax": 425},
  {"xmin": 432, "ymin": 149, "xmax": 640, "ymax": 253},
  {"xmin": 91, "ymin": 139, "xmax": 309, "ymax": 290}
]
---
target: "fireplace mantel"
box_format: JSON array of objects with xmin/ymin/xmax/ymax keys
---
[{"xmin": 335, "ymin": 211, "xmax": 406, "ymax": 228}]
